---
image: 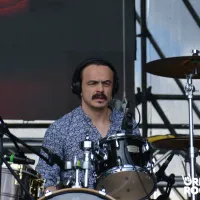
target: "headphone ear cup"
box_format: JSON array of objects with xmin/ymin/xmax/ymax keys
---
[{"xmin": 71, "ymin": 82, "xmax": 81, "ymax": 95}]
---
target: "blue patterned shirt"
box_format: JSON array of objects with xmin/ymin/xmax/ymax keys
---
[{"xmin": 36, "ymin": 106, "xmax": 140, "ymax": 189}]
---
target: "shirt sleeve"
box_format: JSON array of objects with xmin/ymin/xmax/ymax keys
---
[{"xmin": 36, "ymin": 123, "xmax": 64, "ymax": 188}]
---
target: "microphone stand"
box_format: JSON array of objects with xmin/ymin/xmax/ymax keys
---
[
  {"xmin": 0, "ymin": 117, "xmax": 26, "ymax": 197},
  {"xmin": 0, "ymin": 118, "xmax": 49, "ymax": 164}
]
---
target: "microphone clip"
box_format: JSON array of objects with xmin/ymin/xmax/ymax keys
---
[
  {"xmin": 4, "ymin": 152, "xmax": 35, "ymax": 165},
  {"xmin": 156, "ymin": 174, "xmax": 175, "ymax": 200},
  {"xmin": 156, "ymin": 153, "xmax": 174, "ymax": 183},
  {"xmin": 42, "ymin": 147, "xmax": 65, "ymax": 170}
]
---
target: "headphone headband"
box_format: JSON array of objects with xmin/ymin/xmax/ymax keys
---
[{"xmin": 71, "ymin": 58, "xmax": 119, "ymax": 97}]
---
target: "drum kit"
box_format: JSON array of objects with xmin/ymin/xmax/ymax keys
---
[
  {"xmin": 39, "ymin": 133, "xmax": 156, "ymax": 200},
  {"xmin": 0, "ymin": 53, "xmax": 200, "ymax": 200}
]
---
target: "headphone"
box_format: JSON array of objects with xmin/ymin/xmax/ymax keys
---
[{"xmin": 71, "ymin": 58, "xmax": 119, "ymax": 97}]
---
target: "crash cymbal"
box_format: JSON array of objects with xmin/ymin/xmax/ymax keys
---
[
  {"xmin": 145, "ymin": 56, "xmax": 200, "ymax": 79},
  {"xmin": 148, "ymin": 134, "xmax": 200, "ymax": 150}
]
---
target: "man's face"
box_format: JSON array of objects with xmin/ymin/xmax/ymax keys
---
[{"xmin": 81, "ymin": 64, "xmax": 114, "ymax": 109}]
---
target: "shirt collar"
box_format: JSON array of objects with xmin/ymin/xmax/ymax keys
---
[{"xmin": 77, "ymin": 105, "xmax": 117, "ymax": 123}]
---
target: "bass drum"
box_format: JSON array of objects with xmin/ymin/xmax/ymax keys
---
[{"xmin": 38, "ymin": 188, "xmax": 116, "ymax": 200}]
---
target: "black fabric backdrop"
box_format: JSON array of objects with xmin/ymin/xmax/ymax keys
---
[{"xmin": 0, "ymin": 0, "xmax": 136, "ymax": 120}]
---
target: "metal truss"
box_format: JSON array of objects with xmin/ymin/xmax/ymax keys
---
[
  {"xmin": 137, "ymin": 0, "xmax": 200, "ymax": 137},
  {"xmin": 137, "ymin": 1, "xmax": 200, "ymax": 199}
]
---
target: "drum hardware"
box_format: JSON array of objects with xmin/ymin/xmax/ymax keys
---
[
  {"xmin": 184, "ymin": 71, "xmax": 199, "ymax": 200},
  {"xmin": 45, "ymin": 135, "xmax": 95, "ymax": 189},
  {"xmin": 115, "ymin": 134, "xmax": 120, "ymax": 148},
  {"xmin": 93, "ymin": 142, "xmax": 108, "ymax": 161},
  {"xmin": 146, "ymin": 51, "xmax": 200, "ymax": 200},
  {"xmin": 72, "ymin": 156, "xmax": 82, "ymax": 188},
  {"xmin": 30, "ymin": 177, "xmax": 45, "ymax": 198},
  {"xmin": 58, "ymin": 176, "xmax": 74, "ymax": 189},
  {"xmin": 80, "ymin": 134, "xmax": 94, "ymax": 188}
]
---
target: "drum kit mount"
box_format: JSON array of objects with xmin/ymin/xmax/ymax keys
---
[{"xmin": 0, "ymin": 51, "xmax": 200, "ymax": 200}]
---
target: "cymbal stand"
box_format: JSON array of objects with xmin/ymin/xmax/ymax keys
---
[{"xmin": 185, "ymin": 71, "xmax": 198, "ymax": 200}]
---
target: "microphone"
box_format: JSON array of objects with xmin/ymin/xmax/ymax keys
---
[
  {"xmin": 4, "ymin": 154, "xmax": 35, "ymax": 165},
  {"xmin": 121, "ymin": 101, "xmax": 133, "ymax": 132},
  {"xmin": 156, "ymin": 153, "xmax": 174, "ymax": 182},
  {"xmin": 42, "ymin": 147, "xmax": 65, "ymax": 170},
  {"xmin": 121, "ymin": 97, "xmax": 128, "ymax": 113}
]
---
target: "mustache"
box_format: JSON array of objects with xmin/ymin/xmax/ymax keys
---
[{"xmin": 92, "ymin": 93, "xmax": 107, "ymax": 100}]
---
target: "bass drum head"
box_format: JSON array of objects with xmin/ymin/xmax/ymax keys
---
[
  {"xmin": 38, "ymin": 188, "xmax": 116, "ymax": 200},
  {"xmin": 96, "ymin": 168, "xmax": 156, "ymax": 200}
]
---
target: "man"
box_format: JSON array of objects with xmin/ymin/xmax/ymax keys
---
[{"xmin": 36, "ymin": 58, "xmax": 140, "ymax": 193}]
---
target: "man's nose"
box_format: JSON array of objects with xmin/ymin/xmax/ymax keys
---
[{"xmin": 97, "ymin": 82, "xmax": 104, "ymax": 92}]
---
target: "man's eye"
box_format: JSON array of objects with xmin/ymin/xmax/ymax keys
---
[
  {"xmin": 88, "ymin": 81, "xmax": 98, "ymax": 85},
  {"xmin": 103, "ymin": 81, "xmax": 112, "ymax": 86}
]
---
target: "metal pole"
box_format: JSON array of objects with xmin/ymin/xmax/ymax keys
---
[
  {"xmin": 185, "ymin": 74, "xmax": 196, "ymax": 200},
  {"xmin": 141, "ymin": 0, "xmax": 148, "ymax": 138},
  {"xmin": 122, "ymin": 0, "xmax": 126, "ymax": 99}
]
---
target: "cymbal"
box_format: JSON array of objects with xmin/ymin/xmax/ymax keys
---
[
  {"xmin": 145, "ymin": 56, "xmax": 200, "ymax": 79},
  {"xmin": 148, "ymin": 134, "xmax": 200, "ymax": 150}
]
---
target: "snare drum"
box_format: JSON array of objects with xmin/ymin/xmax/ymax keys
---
[
  {"xmin": 38, "ymin": 188, "xmax": 115, "ymax": 200},
  {"xmin": 95, "ymin": 133, "xmax": 156, "ymax": 200},
  {"xmin": 1, "ymin": 163, "xmax": 44, "ymax": 200}
]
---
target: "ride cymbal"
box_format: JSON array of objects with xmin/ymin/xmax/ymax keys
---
[
  {"xmin": 145, "ymin": 56, "xmax": 200, "ymax": 79},
  {"xmin": 148, "ymin": 134, "xmax": 200, "ymax": 150}
]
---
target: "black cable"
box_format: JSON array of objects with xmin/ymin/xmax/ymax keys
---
[{"xmin": 128, "ymin": 100, "xmax": 141, "ymax": 131}]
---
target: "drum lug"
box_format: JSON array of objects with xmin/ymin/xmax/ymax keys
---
[
  {"xmin": 117, "ymin": 157, "xmax": 122, "ymax": 169},
  {"xmin": 115, "ymin": 139, "xmax": 119, "ymax": 148},
  {"xmin": 98, "ymin": 188, "xmax": 106, "ymax": 196}
]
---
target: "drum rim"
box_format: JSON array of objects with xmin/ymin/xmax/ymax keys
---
[
  {"xmin": 96, "ymin": 165, "xmax": 155, "ymax": 179},
  {"xmin": 38, "ymin": 188, "xmax": 116, "ymax": 200},
  {"xmin": 99, "ymin": 133, "xmax": 145, "ymax": 143},
  {"xmin": 96, "ymin": 167, "xmax": 157, "ymax": 200}
]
